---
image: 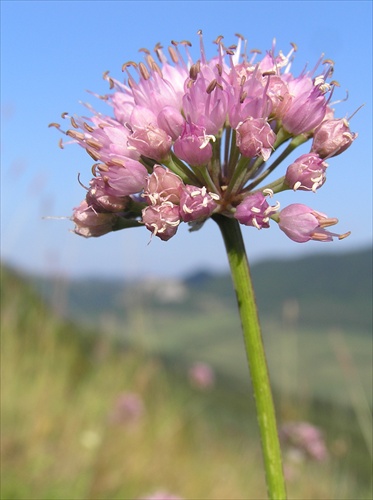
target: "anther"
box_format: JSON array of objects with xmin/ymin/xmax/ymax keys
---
[
  {"xmin": 70, "ymin": 116, "xmax": 78, "ymax": 128},
  {"xmin": 66, "ymin": 129, "xmax": 85, "ymax": 140},
  {"xmin": 206, "ymin": 79, "xmax": 217, "ymax": 94},
  {"xmin": 168, "ymin": 46, "xmax": 178, "ymax": 63},
  {"xmin": 86, "ymin": 149, "xmax": 101, "ymax": 161},
  {"xmin": 139, "ymin": 62, "xmax": 150, "ymax": 80},
  {"xmin": 339, "ymin": 231, "xmax": 351, "ymax": 240},
  {"xmin": 86, "ymin": 139, "xmax": 102, "ymax": 150},
  {"xmin": 83, "ymin": 122, "xmax": 95, "ymax": 132},
  {"xmin": 48, "ymin": 122, "xmax": 60, "ymax": 128}
]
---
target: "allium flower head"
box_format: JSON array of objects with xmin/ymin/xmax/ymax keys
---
[{"xmin": 51, "ymin": 31, "xmax": 355, "ymax": 243}]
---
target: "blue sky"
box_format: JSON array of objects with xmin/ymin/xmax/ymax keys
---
[{"xmin": 1, "ymin": 0, "xmax": 372, "ymax": 279}]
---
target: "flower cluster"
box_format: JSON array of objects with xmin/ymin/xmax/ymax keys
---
[{"xmin": 51, "ymin": 32, "xmax": 356, "ymax": 243}]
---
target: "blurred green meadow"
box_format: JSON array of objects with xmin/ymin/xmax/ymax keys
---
[{"xmin": 1, "ymin": 250, "xmax": 372, "ymax": 499}]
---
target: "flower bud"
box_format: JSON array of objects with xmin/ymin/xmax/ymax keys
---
[
  {"xmin": 285, "ymin": 153, "xmax": 327, "ymax": 192},
  {"xmin": 179, "ymin": 185, "xmax": 219, "ymax": 222},
  {"xmin": 236, "ymin": 117, "xmax": 276, "ymax": 161},
  {"xmin": 142, "ymin": 202, "xmax": 180, "ymax": 241},
  {"xmin": 278, "ymin": 203, "xmax": 350, "ymax": 242},
  {"xmin": 311, "ymin": 118, "xmax": 357, "ymax": 158}
]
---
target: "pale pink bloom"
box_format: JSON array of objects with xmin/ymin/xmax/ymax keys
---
[
  {"xmin": 157, "ymin": 106, "xmax": 185, "ymax": 140},
  {"xmin": 281, "ymin": 75, "xmax": 327, "ymax": 135},
  {"xmin": 142, "ymin": 203, "xmax": 180, "ymax": 241},
  {"xmin": 182, "ymin": 74, "xmax": 229, "ymax": 135},
  {"xmin": 278, "ymin": 204, "xmax": 350, "ymax": 242},
  {"xmin": 86, "ymin": 177, "xmax": 131, "ymax": 212},
  {"xmin": 311, "ymin": 118, "xmax": 357, "ymax": 158},
  {"xmin": 188, "ymin": 362, "xmax": 215, "ymax": 389},
  {"xmin": 285, "ymin": 153, "xmax": 327, "ymax": 192},
  {"xmin": 173, "ymin": 121, "xmax": 214, "ymax": 166},
  {"xmin": 234, "ymin": 191, "xmax": 279, "ymax": 229},
  {"xmin": 72, "ymin": 200, "xmax": 118, "ymax": 237},
  {"xmin": 143, "ymin": 165, "xmax": 183, "ymax": 206},
  {"xmin": 127, "ymin": 125, "xmax": 172, "ymax": 162},
  {"xmin": 179, "ymin": 185, "xmax": 218, "ymax": 222},
  {"xmin": 236, "ymin": 117, "xmax": 276, "ymax": 160},
  {"xmin": 98, "ymin": 161, "xmax": 148, "ymax": 197},
  {"xmin": 264, "ymin": 75, "xmax": 292, "ymax": 120}
]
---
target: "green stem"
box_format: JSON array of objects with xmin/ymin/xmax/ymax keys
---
[{"xmin": 213, "ymin": 214, "xmax": 287, "ymax": 500}]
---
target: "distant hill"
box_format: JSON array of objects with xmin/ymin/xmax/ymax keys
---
[{"xmin": 20, "ymin": 246, "xmax": 372, "ymax": 332}]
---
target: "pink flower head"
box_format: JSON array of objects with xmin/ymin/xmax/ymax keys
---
[
  {"xmin": 234, "ymin": 190, "xmax": 279, "ymax": 229},
  {"xmin": 179, "ymin": 185, "xmax": 219, "ymax": 222},
  {"xmin": 236, "ymin": 117, "xmax": 276, "ymax": 161},
  {"xmin": 285, "ymin": 153, "xmax": 327, "ymax": 192},
  {"xmin": 311, "ymin": 118, "xmax": 357, "ymax": 158},
  {"xmin": 51, "ymin": 33, "xmax": 353, "ymax": 244},
  {"xmin": 173, "ymin": 121, "xmax": 214, "ymax": 166},
  {"xmin": 142, "ymin": 202, "xmax": 180, "ymax": 241},
  {"xmin": 278, "ymin": 204, "xmax": 350, "ymax": 242},
  {"xmin": 144, "ymin": 165, "xmax": 184, "ymax": 206},
  {"xmin": 72, "ymin": 200, "xmax": 118, "ymax": 237}
]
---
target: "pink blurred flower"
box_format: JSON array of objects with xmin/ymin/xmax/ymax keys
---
[
  {"xmin": 280, "ymin": 421, "xmax": 328, "ymax": 462},
  {"xmin": 188, "ymin": 362, "xmax": 215, "ymax": 389},
  {"xmin": 109, "ymin": 392, "xmax": 145, "ymax": 425},
  {"xmin": 139, "ymin": 492, "xmax": 183, "ymax": 500}
]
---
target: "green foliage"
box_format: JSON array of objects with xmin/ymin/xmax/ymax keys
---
[{"xmin": 1, "ymin": 264, "xmax": 372, "ymax": 499}]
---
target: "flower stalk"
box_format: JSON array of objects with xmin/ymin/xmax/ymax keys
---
[{"xmin": 214, "ymin": 213, "xmax": 287, "ymax": 500}]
